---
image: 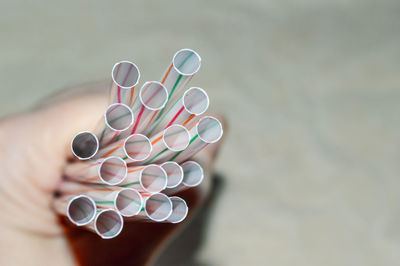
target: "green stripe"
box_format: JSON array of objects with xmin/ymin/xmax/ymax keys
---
[
  {"xmin": 183, "ymin": 168, "xmax": 200, "ymax": 175},
  {"xmin": 99, "ymin": 128, "xmax": 106, "ymax": 147},
  {"xmin": 147, "ymin": 96, "xmax": 183, "ymax": 135},
  {"xmin": 168, "ymin": 74, "xmax": 182, "ymax": 99},
  {"xmin": 169, "ymin": 134, "xmax": 199, "ymax": 161},
  {"xmin": 120, "ymin": 181, "xmax": 140, "ymax": 187},
  {"xmin": 153, "ymin": 52, "xmax": 194, "ymax": 121},
  {"xmin": 95, "ymin": 200, "xmax": 114, "ymax": 205},
  {"xmin": 143, "ymin": 148, "xmax": 168, "ymax": 165},
  {"xmin": 119, "ymin": 193, "xmax": 142, "ymax": 206}
]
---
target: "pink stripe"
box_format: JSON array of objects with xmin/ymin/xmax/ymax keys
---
[
  {"xmin": 166, "ymin": 106, "xmax": 185, "ymax": 128},
  {"xmin": 130, "ymin": 105, "xmax": 145, "ymax": 134}
]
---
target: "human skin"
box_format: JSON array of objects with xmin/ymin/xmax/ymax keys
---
[{"xmin": 0, "ymin": 83, "xmax": 223, "ymax": 266}]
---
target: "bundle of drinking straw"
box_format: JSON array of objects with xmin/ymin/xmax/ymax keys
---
[{"xmin": 53, "ymin": 49, "xmax": 223, "ymax": 239}]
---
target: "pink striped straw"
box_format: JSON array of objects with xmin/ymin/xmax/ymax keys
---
[
  {"xmin": 94, "ymin": 134, "xmax": 152, "ymax": 163},
  {"xmin": 145, "ymin": 87, "xmax": 209, "ymax": 136},
  {"xmin": 167, "ymin": 196, "xmax": 188, "ymax": 224},
  {"xmin": 53, "ymin": 195, "xmax": 97, "ymax": 226},
  {"xmin": 57, "ymin": 181, "xmax": 143, "ymax": 217},
  {"xmin": 168, "ymin": 116, "xmax": 223, "ymax": 163},
  {"xmin": 161, "ymin": 161, "xmax": 184, "ymax": 189},
  {"xmin": 136, "ymin": 125, "xmax": 190, "ymax": 166},
  {"xmin": 92, "ymin": 209, "xmax": 124, "ymax": 239},
  {"xmin": 119, "ymin": 164, "xmax": 168, "ymax": 194},
  {"xmin": 64, "ymin": 156, "xmax": 127, "ymax": 186},
  {"xmin": 110, "ymin": 61, "xmax": 140, "ymax": 106},
  {"xmin": 126, "ymin": 193, "xmax": 173, "ymax": 222},
  {"xmin": 96, "ymin": 103, "xmax": 134, "ymax": 148},
  {"xmin": 71, "ymin": 131, "xmax": 99, "ymax": 160},
  {"xmin": 120, "ymin": 81, "xmax": 168, "ymax": 137}
]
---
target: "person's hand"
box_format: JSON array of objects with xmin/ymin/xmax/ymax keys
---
[{"xmin": 0, "ymin": 82, "xmax": 224, "ymax": 266}]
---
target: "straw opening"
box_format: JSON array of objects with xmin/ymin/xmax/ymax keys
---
[
  {"xmin": 144, "ymin": 193, "xmax": 173, "ymax": 222},
  {"xmin": 163, "ymin": 125, "xmax": 190, "ymax": 152},
  {"xmin": 173, "ymin": 49, "xmax": 201, "ymax": 76},
  {"xmin": 104, "ymin": 103, "xmax": 134, "ymax": 131},
  {"xmin": 139, "ymin": 81, "xmax": 168, "ymax": 111},
  {"xmin": 183, "ymin": 87, "xmax": 209, "ymax": 115},
  {"xmin": 181, "ymin": 161, "xmax": 204, "ymax": 187},
  {"xmin": 67, "ymin": 195, "xmax": 96, "ymax": 226},
  {"xmin": 123, "ymin": 134, "xmax": 152, "ymax": 161},
  {"xmin": 71, "ymin": 131, "xmax": 99, "ymax": 160},
  {"xmin": 98, "ymin": 156, "xmax": 127, "ymax": 185},
  {"xmin": 168, "ymin": 196, "xmax": 188, "ymax": 223},
  {"xmin": 140, "ymin": 164, "xmax": 168, "ymax": 193},
  {"xmin": 94, "ymin": 209, "xmax": 124, "ymax": 239},
  {"xmin": 197, "ymin": 116, "xmax": 223, "ymax": 144},
  {"xmin": 115, "ymin": 188, "xmax": 143, "ymax": 217},
  {"xmin": 111, "ymin": 61, "xmax": 140, "ymax": 89},
  {"xmin": 161, "ymin": 161, "xmax": 184, "ymax": 188}
]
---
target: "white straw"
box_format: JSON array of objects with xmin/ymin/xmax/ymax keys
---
[
  {"xmin": 53, "ymin": 195, "xmax": 97, "ymax": 226},
  {"xmin": 161, "ymin": 161, "xmax": 184, "ymax": 189},
  {"xmin": 119, "ymin": 164, "xmax": 168, "ymax": 194},
  {"xmin": 110, "ymin": 61, "xmax": 140, "ymax": 106},
  {"xmin": 169, "ymin": 116, "xmax": 223, "ymax": 163},
  {"xmin": 93, "ymin": 209, "xmax": 124, "ymax": 239},
  {"xmin": 138, "ymin": 124, "xmax": 190, "ymax": 165},
  {"xmin": 126, "ymin": 193, "xmax": 172, "ymax": 222},
  {"xmin": 71, "ymin": 131, "xmax": 99, "ymax": 160},
  {"xmin": 167, "ymin": 196, "xmax": 188, "ymax": 224},
  {"xmin": 145, "ymin": 87, "xmax": 209, "ymax": 136},
  {"xmin": 97, "ymin": 103, "xmax": 134, "ymax": 147},
  {"xmin": 64, "ymin": 156, "xmax": 127, "ymax": 185}
]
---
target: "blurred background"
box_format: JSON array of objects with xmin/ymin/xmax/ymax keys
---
[{"xmin": 1, "ymin": 0, "xmax": 400, "ymax": 265}]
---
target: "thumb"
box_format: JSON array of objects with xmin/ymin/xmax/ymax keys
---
[{"xmin": 32, "ymin": 88, "xmax": 108, "ymax": 159}]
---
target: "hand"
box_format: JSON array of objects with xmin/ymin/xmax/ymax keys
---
[{"xmin": 0, "ymin": 82, "xmax": 224, "ymax": 266}]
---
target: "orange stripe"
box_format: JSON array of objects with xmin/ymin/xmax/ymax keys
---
[
  {"xmin": 188, "ymin": 120, "xmax": 200, "ymax": 131},
  {"xmin": 182, "ymin": 114, "xmax": 195, "ymax": 127},
  {"xmin": 161, "ymin": 63, "xmax": 173, "ymax": 84},
  {"xmin": 128, "ymin": 167, "xmax": 144, "ymax": 173},
  {"xmin": 86, "ymin": 175, "xmax": 100, "ymax": 182},
  {"xmin": 63, "ymin": 187, "xmax": 119, "ymax": 195},
  {"xmin": 101, "ymin": 142, "xmax": 124, "ymax": 158},
  {"xmin": 129, "ymin": 86, "xmax": 135, "ymax": 106},
  {"xmin": 151, "ymin": 135, "xmax": 163, "ymax": 145}
]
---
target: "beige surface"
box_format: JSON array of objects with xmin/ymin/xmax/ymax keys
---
[{"xmin": 1, "ymin": 1, "xmax": 400, "ymax": 265}]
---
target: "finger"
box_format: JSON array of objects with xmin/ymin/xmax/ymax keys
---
[{"xmin": 32, "ymin": 86, "xmax": 108, "ymax": 158}]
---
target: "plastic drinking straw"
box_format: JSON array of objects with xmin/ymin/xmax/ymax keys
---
[
  {"xmin": 168, "ymin": 116, "xmax": 223, "ymax": 163},
  {"xmin": 119, "ymin": 164, "xmax": 167, "ymax": 194},
  {"xmin": 181, "ymin": 161, "xmax": 204, "ymax": 187},
  {"xmin": 53, "ymin": 195, "xmax": 97, "ymax": 226},
  {"xmin": 146, "ymin": 49, "xmax": 202, "ymax": 126},
  {"xmin": 126, "ymin": 193, "xmax": 172, "ymax": 222},
  {"xmin": 145, "ymin": 87, "xmax": 209, "ymax": 136},
  {"xmin": 162, "ymin": 49, "xmax": 201, "ymax": 101},
  {"xmin": 139, "ymin": 125, "xmax": 190, "ymax": 165},
  {"xmin": 110, "ymin": 61, "xmax": 140, "ymax": 106},
  {"xmin": 90, "ymin": 209, "xmax": 124, "ymax": 239},
  {"xmin": 71, "ymin": 131, "xmax": 99, "ymax": 160},
  {"xmin": 164, "ymin": 161, "xmax": 204, "ymax": 194},
  {"xmin": 96, "ymin": 103, "xmax": 134, "ymax": 148},
  {"xmin": 161, "ymin": 161, "xmax": 183, "ymax": 189},
  {"xmin": 64, "ymin": 156, "xmax": 127, "ymax": 185},
  {"xmin": 167, "ymin": 196, "xmax": 188, "ymax": 224},
  {"xmin": 95, "ymin": 134, "xmax": 152, "ymax": 163},
  {"xmin": 57, "ymin": 181, "xmax": 143, "ymax": 217},
  {"xmin": 118, "ymin": 81, "xmax": 168, "ymax": 137}
]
